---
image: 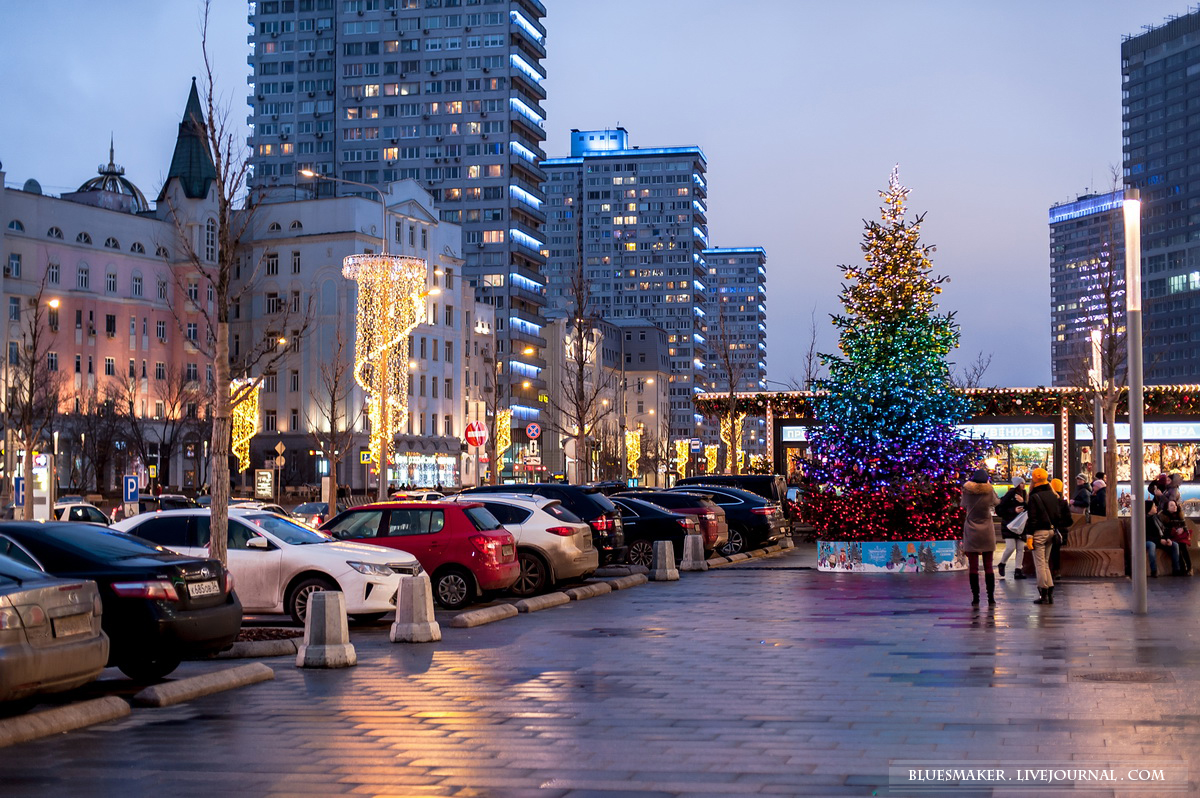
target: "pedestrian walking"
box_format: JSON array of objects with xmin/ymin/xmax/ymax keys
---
[
  {"xmin": 996, "ymin": 476, "xmax": 1027, "ymax": 579},
  {"xmin": 961, "ymin": 468, "xmax": 1000, "ymax": 606},
  {"xmin": 1026, "ymin": 468, "xmax": 1062, "ymax": 605}
]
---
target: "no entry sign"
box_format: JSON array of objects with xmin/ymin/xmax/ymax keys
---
[{"xmin": 465, "ymin": 420, "xmax": 488, "ymax": 448}]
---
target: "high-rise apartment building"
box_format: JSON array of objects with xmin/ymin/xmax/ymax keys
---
[
  {"xmin": 1047, "ymin": 192, "xmax": 1125, "ymax": 386},
  {"xmin": 541, "ymin": 128, "xmax": 710, "ymax": 441},
  {"xmin": 1122, "ymin": 12, "xmax": 1200, "ymax": 382},
  {"xmin": 246, "ymin": 0, "xmax": 548, "ymax": 419}
]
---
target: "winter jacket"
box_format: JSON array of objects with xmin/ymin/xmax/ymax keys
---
[
  {"xmin": 1026, "ymin": 483, "xmax": 1061, "ymax": 533},
  {"xmin": 1090, "ymin": 486, "xmax": 1107, "ymax": 517},
  {"xmin": 996, "ymin": 486, "xmax": 1027, "ymax": 539},
  {"xmin": 960, "ymin": 480, "xmax": 1000, "ymax": 553},
  {"xmin": 1071, "ymin": 485, "xmax": 1091, "ymax": 511}
]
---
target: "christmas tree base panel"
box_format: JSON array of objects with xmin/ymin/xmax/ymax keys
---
[{"xmin": 817, "ymin": 540, "xmax": 966, "ymax": 573}]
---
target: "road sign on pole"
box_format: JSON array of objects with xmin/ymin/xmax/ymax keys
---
[
  {"xmin": 274, "ymin": 455, "xmax": 286, "ymax": 468},
  {"xmin": 123, "ymin": 475, "xmax": 139, "ymax": 503},
  {"xmin": 465, "ymin": 420, "xmax": 488, "ymax": 448},
  {"xmin": 525, "ymin": 422, "xmax": 541, "ymax": 440},
  {"xmin": 275, "ymin": 441, "xmax": 287, "ymax": 455},
  {"xmin": 690, "ymin": 439, "xmax": 702, "ymax": 452},
  {"xmin": 14, "ymin": 477, "xmax": 24, "ymax": 508}
]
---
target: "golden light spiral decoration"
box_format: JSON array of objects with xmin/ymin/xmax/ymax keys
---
[
  {"xmin": 495, "ymin": 408, "xmax": 512, "ymax": 468},
  {"xmin": 674, "ymin": 439, "xmax": 690, "ymax": 474},
  {"xmin": 719, "ymin": 412, "xmax": 746, "ymax": 473},
  {"xmin": 343, "ymin": 254, "xmax": 428, "ymax": 478},
  {"xmin": 625, "ymin": 429, "xmax": 641, "ymax": 480},
  {"xmin": 704, "ymin": 444, "xmax": 719, "ymax": 475},
  {"xmin": 230, "ymin": 378, "xmax": 260, "ymax": 474}
]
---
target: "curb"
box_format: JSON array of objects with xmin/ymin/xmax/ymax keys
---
[
  {"xmin": 564, "ymin": 582, "xmax": 613, "ymax": 600},
  {"xmin": 0, "ymin": 696, "xmax": 130, "ymax": 749},
  {"xmin": 514, "ymin": 592, "xmax": 571, "ymax": 613},
  {"xmin": 132, "ymin": 662, "xmax": 275, "ymax": 708},
  {"xmin": 594, "ymin": 564, "xmax": 649, "ymax": 578},
  {"xmin": 605, "ymin": 573, "xmax": 648, "ymax": 590},
  {"xmin": 214, "ymin": 638, "xmax": 299, "ymax": 659},
  {"xmin": 450, "ymin": 603, "xmax": 519, "ymax": 628}
]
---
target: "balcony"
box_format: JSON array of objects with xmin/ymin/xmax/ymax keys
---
[
  {"xmin": 509, "ymin": 68, "xmax": 547, "ymax": 101},
  {"xmin": 506, "ymin": 326, "xmax": 545, "ymax": 350}
]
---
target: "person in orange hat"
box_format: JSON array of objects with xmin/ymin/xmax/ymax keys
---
[{"xmin": 1025, "ymin": 468, "xmax": 1063, "ymax": 604}]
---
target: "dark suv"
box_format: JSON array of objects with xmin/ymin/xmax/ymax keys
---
[
  {"xmin": 667, "ymin": 484, "xmax": 786, "ymax": 555},
  {"xmin": 460, "ymin": 483, "xmax": 626, "ymax": 564},
  {"xmin": 675, "ymin": 475, "xmax": 790, "ymax": 518}
]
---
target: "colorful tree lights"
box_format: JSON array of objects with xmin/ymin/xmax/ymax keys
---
[{"xmin": 805, "ymin": 169, "xmax": 986, "ymax": 542}]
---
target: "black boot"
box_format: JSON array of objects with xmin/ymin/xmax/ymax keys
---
[
  {"xmin": 1014, "ymin": 568, "xmax": 1026, "ymax": 579},
  {"xmin": 1046, "ymin": 586, "xmax": 1054, "ymax": 605},
  {"xmin": 985, "ymin": 572, "xmax": 996, "ymax": 604},
  {"xmin": 1033, "ymin": 588, "xmax": 1049, "ymax": 605},
  {"xmin": 998, "ymin": 562, "xmax": 1005, "ymax": 577},
  {"xmin": 969, "ymin": 573, "xmax": 980, "ymax": 606}
]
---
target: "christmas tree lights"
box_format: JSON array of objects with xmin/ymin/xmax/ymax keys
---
[
  {"xmin": 625, "ymin": 429, "xmax": 641, "ymax": 480},
  {"xmin": 343, "ymin": 254, "xmax": 428, "ymax": 479},
  {"xmin": 805, "ymin": 169, "xmax": 987, "ymax": 542},
  {"xmin": 719, "ymin": 411, "xmax": 746, "ymax": 473},
  {"xmin": 230, "ymin": 378, "xmax": 260, "ymax": 474}
]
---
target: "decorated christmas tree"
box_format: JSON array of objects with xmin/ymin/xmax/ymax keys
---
[{"xmin": 804, "ymin": 169, "xmax": 986, "ymax": 542}]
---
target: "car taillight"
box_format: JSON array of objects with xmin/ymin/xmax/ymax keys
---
[
  {"xmin": 546, "ymin": 526, "xmax": 575, "ymax": 537},
  {"xmin": 591, "ymin": 516, "xmax": 614, "ymax": 532},
  {"xmin": 111, "ymin": 580, "xmax": 179, "ymax": 601},
  {"xmin": 677, "ymin": 517, "xmax": 695, "ymax": 530},
  {"xmin": 314, "ymin": 515, "xmax": 323, "ymax": 526},
  {"xmin": 470, "ymin": 533, "xmax": 508, "ymax": 564},
  {"xmin": 703, "ymin": 512, "xmax": 717, "ymax": 524},
  {"xmin": 751, "ymin": 506, "xmax": 776, "ymax": 516}
]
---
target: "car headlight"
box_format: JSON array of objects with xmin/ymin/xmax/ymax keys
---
[{"xmin": 347, "ymin": 561, "xmax": 394, "ymax": 577}]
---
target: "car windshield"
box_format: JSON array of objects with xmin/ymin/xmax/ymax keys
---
[
  {"xmin": 243, "ymin": 513, "xmax": 333, "ymax": 544},
  {"xmin": 0, "ymin": 552, "xmax": 49, "ymax": 584},
  {"xmin": 294, "ymin": 502, "xmax": 326, "ymax": 514},
  {"xmin": 43, "ymin": 525, "xmax": 171, "ymax": 559},
  {"xmin": 464, "ymin": 506, "xmax": 503, "ymax": 531},
  {"xmin": 580, "ymin": 489, "xmax": 618, "ymax": 513}
]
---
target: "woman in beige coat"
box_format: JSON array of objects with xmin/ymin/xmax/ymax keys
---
[{"xmin": 961, "ymin": 468, "xmax": 1000, "ymax": 605}]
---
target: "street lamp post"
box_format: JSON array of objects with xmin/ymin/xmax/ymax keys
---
[
  {"xmin": 1090, "ymin": 328, "xmax": 1103, "ymax": 478},
  {"xmin": 1124, "ymin": 188, "xmax": 1147, "ymax": 616}
]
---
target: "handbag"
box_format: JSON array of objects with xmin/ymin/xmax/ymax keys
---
[{"xmin": 1008, "ymin": 510, "xmax": 1028, "ymax": 535}]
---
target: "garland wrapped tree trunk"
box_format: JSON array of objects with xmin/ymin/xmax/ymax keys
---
[{"xmin": 803, "ymin": 169, "xmax": 987, "ymax": 542}]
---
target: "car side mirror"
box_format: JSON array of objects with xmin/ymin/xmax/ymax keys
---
[{"xmin": 246, "ymin": 536, "xmax": 270, "ymax": 550}]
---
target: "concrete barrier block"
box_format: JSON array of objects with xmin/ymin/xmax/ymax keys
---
[
  {"xmin": 449, "ymin": 603, "xmax": 519, "ymax": 628},
  {"xmin": 296, "ymin": 591, "xmax": 356, "ymax": 668},
  {"xmin": 779, "ymin": 536, "xmax": 796, "ymax": 550},
  {"xmin": 680, "ymin": 534, "xmax": 708, "ymax": 571},
  {"xmin": 728, "ymin": 552, "xmax": 751, "ymax": 562},
  {"xmin": 514, "ymin": 592, "xmax": 570, "ymax": 613},
  {"xmin": 607, "ymin": 573, "xmax": 648, "ymax": 590},
  {"xmin": 215, "ymin": 638, "xmax": 298, "ymax": 659},
  {"xmin": 390, "ymin": 574, "xmax": 442, "ymax": 643},
  {"xmin": 564, "ymin": 582, "xmax": 613, "ymax": 600},
  {"xmin": 594, "ymin": 564, "xmax": 649, "ymax": 577},
  {"xmin": 650, "ymin": 540, "xmax": 679, "ymax": 581},
  {"xmin": 133, "ymin": 662, "xmax": 275, "ymax": 708},
  {"xmin": 0, "ymin": 696, "xmax": 130, "ymax": 748}
]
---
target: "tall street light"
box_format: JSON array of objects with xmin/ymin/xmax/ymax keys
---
[
  {"xmin": 1124, "ymin": 188, "xmax": 1146, "ymax": 616},
  {"xmin": 301, "ymin": 170, "xmax": 434, "ymax": 501}
]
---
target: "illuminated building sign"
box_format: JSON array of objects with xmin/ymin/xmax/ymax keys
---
[
  {"xmin": 781, "ymin": 426, "xmax": 807, "ymax": 442},
  {"xmin": 957, "ymin": 424, "xmax": 1055, "ymax": 441},
  {"xmin": 1073, "ymin": 422, "xmax": 1200, "ymax": 441}
]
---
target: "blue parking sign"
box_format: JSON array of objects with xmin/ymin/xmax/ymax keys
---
[
  {"xmin": 123, "ymin": 475, "xmax": 139, "ymax": 503},
  {"xmin": 13, "ymin": 477, "xmax": 23, "ymax": 508}
]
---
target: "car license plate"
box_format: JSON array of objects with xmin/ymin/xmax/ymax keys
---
[
  {"xmin": 187, "ymin": 579, "xmax": 220, "ymax": 598},
  {"xmin": 501, "ymin": 544, "xmax": 514, "ymax": 558},
  {"xmin": 53, "ymin": 613, "xmax": 91, "ymax": 638}
]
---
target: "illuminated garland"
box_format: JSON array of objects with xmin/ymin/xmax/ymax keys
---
[
  {"xmin": 343, "ymin": 254, "xmax": 427, "ymax": 476},
  {"xmin": 805, "ymin": 169, "xmax": 987, "ymax": 541},
  {"xmin": 230, "ymin": 378, "xmax": 260, "ymax": 474},
  {"xmin": 495, "ymin": 408, "xmax": 512, "ymax": 465},
  {"xmin": 704, "ymin": 444, "xmax": 718, "ymax": 475},
  {"xmin": 719, "ymin": 411, "xmax": 746, "ymax": 473},
  {"xmin": 625, "ymin": 429, "xmax": 641, "ymax": 480},
  {"xmin": 673, "ymin": 440, "xmax": 689, "ymax": 474}
]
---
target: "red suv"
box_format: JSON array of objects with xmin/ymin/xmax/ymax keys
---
[{"xmin": 320, "ymin": 502, "xmax": 519, "ymax": 610}]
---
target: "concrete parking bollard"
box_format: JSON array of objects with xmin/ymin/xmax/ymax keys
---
[
  {"xmin": 779, "ymin": 534, "xmax": 796, "ymax": 550},
  {"xmin": 390, "ymin": 574, "xmax": 442, "ymax": 643},
  {"xmin": 680, "ymin": 533, "xmax": 708, "ymax": 571},
  {"xmin": 651, "ymin": 540, "xmax": 679, "ymax": 581},
  {"xmin": 296, "ymin": 590, "xmax": 356, "ymax": 668}
]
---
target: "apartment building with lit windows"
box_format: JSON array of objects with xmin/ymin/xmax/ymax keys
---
[
  {"xmin": 541, "ymin": 127, "xmax": 710, "ymax": 442},
  {"xmin": 245, "ymin": 0, "xmax": 548, "ymax": 422}
]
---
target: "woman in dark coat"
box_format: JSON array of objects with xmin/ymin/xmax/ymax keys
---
[
  {"xmin": 1160, "ymin": 499, "xmax": 1191, "ymax": 575},
  {"xmin": 996, "ymin": 477, "xmax": 1026, "ymax": 579},
  {"xmin": 961, "ymin": 468, "xmax": 1000, "ymax": 605}
]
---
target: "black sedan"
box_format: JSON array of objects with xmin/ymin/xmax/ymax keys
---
[
  {"xmin": 610, "ymin": 496, "xmax": 696, "ymax": 568},
  {"xmin": 667, "ymin": 484, "xmax": 787, "ymax": 555},
  {"xmin": 0, "ymin": 522, "xmax": 242, "ymax": 681}
]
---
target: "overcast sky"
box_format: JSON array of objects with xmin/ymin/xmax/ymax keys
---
[{"xmin": 0, "ymin": 1, "xmax": 1188, "ymax": 387}]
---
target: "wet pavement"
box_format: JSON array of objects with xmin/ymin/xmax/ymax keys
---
[{"xmin": 5, "ymin": 545, "xmax": 1200, "ymax": 797}]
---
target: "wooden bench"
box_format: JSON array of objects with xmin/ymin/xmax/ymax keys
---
[{"xmin": 1057, "ymin": 514, "xmax": 1125, "ymax": 577}]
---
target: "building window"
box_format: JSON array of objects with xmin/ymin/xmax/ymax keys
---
[
  {"xmin": 47, "ymin": 262, "xmax": 59, "ymax": 284},
  {"xmin": 444, "ymin": 340, "xmax": 453, "ymax": 362},
  {"xmin": 290, "ymin": 408, "xmax": 299, "ymax": 431},
  {"xmin": 292, "ymin": 251, "xmax": 301, "ymax": 273},
  {"xmin": 186, "ymin": 323, "xmax": 198, "ymax": 342},
  {"xmin": 7, "ymin": 254, "xmax": 20, "ymax": 278},
  {"xmin": 444, "ymin": 304, "xmax": 454, "ymax": 327},
  {"xmin": 265, "ymin": 252, "xmax": 279, "ymax": 276},
  {"xmin": 187, "ymin": 281, "xmax": 199, "ymax": 302},
  {"xmin": 106, "ymin": 271, "xmax": 117, "ymax": 293},
  {"xmin": 290, "ymin": 370, "xmax": 300, "ymax": 392},
  {"xmin": 444, "ymin": 414, "xmax": 452, "ymax": 436},
  {"xmin": 154, "ymin": 401, "xmax": 164, "ymax": 419},
  {"xmin": 185, "ymin": 363, "xmax": 198, "ymax": 382},
  {"xmin": 264, "ymin": 410, "xmax": 277, "ymax": 432},
  {"xmin": 204, "ymin": 219, "xmax": 217, "ymax": 262},
  {"xmin": 103, "ymin": 357, "xmax": 115, "ymax": 376},
  {"xmin": 132, "ymin": 274, "xmax": 143, "ymax": 296},
  {"xmin": 8, "ymin": 297, "xmax": 18, "ymax": 321},
  {"xmin": 77, "ymin": 266, "xmax": 90, "ymax": 290},
  {"xmin": 158, "ymin": 279, "xmax": 168, "ymax": 300},
  {"xmin": 156, "ymin": 320, "xmax": 167, "ymax": 341},
  {"xmin": 444, "ymin": 378, "xmax": 452, "ymax": 398},
  {"xmin": 105, "ymin": 314, "xmax": 117, "ymax": 336},
  {"xmin": 47, "ymin": 352, "xmax": 58, "ymax": 372},
  {"xmin": 129, "ymin": 359, "xmax": 136, "ymax": 378},
  {"xmin": 155, "ymin": 362, "xmax": 166, "ymax": 380}
]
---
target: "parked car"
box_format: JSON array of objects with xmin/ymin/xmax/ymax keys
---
[
  {"xmin": 675, "ymin": 474, "xmax": 790, "ymax": 517},
  {"xmin": 667, "ymin": 484, "xmax": 787, "ymax": 555},
  {"xmin": 459, "ymin": 483, "xmax": 626, "ymax": 564},
  {"xmin": 51, "ymin": 502, "xmax": 110, "ymax": 526},
  {"xmin": 53, "ymin": 495, "xmax": 85, "ymax": 506},
  {"xmin": 586, "ymin": 481, "xmax": 628, "ymax": 496},
  {"xmin": 614, "ymin": 490, "xmax": 728, "ymax": 555},
  {"xmin": 227, "ymin": 501, "xmax": 291, "ymax": 517},
  {"xmin": 114, "ymin": 508, "xmax": 421, "ymax": 625},
  {"xmin": 390, "ymin": 490, "xmax": 445, "ymax": 502},
  {"xmin": 292, "ymin": 501, "xmax": 346, "ymax": 528},
  {"xmin": 0, "ymin": 522, "xmax": 241, "ymax": 681},
  {"xmin": 157, "ymin": 494, "xmax": 199, "ymax": 511},
  {"xmin": 320, "ymin": 502, "xmax": 518, "ymax": 610},
  {"xmin": 447, "ymin": 493, "xmax": 597, "ymax": 596},
  {"xmin": 610, "ymin": 496, "xmax": 696, "ymax": 568},
  {"xmin": 0, "ymin": 553, "xmax": 108, "ymax": 707}
]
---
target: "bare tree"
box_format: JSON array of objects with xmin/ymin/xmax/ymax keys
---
[
  {"xmin": 307, "ymin": 320, "xmax": 362, "ymax": 508},
  {"xmin": 480, "ymin": 346, "xmax": 506, "ymax": 485},
  {"xmin": 60, "ymin": 384, "xmax": 124, "ymax": 494},
  {"xmin": 710, "ymin": 296, "xmax": 747, "ymax": 475},
  {"xmin": 6, "ymin": 277, "xmax": 63, "ymax": 519},
  {"xmin": 545, "ymin": 264, "xmax": 613, "ymax": 484},
  {"xmin": 118, "ymin": 364, "xmax": 205, "ymax": 490},
  {"xmin": 949, "ymin": 351, "xmax": 994, "ymax": 389},
  {"xmin": 801, "ymin": 305, "xmax": 822, "ymax": 390}
]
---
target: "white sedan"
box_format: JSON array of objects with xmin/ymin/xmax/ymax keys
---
[{"xmin": 113, "ymin": 508, "xmax": 422, "ymax": 624}]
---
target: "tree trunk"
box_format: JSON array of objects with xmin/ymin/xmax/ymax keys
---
[
  {"xmin": 209, "ymin": 320, "xmax": 231, "ymax": 565},
  {"xmin": 21, "ymin": 421, "xmax": 33, "ymax": 521}
]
